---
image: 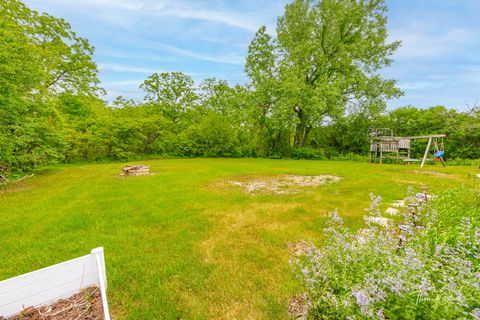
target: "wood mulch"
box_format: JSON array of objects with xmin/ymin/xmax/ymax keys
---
[{"xmin": 1, "ymin": 286, "xmax": 104, "ymax": 320}]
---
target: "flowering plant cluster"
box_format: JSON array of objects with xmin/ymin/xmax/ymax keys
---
[{"xmin": 293, "ymin": 188, "xmax": 480, "ymax": 319}]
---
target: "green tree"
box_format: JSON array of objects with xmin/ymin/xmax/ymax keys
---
[
  {"xmin": 0, "ymin": 0, "xmax": 101, "ymax": 172},
  {"xmin": 245, "ymin": 26, "xmax": 284, "ymax": 156},
  {"xmin": 1, "ymin": 0, "xmax": 101, "ymax": 96},
  {"xmin": 140, "ymin": 72, "xmax": 197, "ymax": 123},
  {"xmin": 275, "ymin": 0, "xmax": 402, "ymax": 148},
  {"xmin": 198, "ymin": 78, "xmax": 233, "ymax": 115}
]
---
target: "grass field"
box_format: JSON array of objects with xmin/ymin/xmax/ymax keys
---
[{"xmin": 0, "ymin": 159, "xmax": 477, "ymax": 319}]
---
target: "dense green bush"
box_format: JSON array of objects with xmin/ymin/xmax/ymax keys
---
[
  {"xmin": 292, "ymin": 148, "xmax": 327, "ymax": 160},
  {"xmin": 186, "ymin": 113, "xmax": 238, "ymax": 157},
  {"xmin": 293, "ymin": 188, "xmax": 480, "ymax": 319},
  {"xmin": 447, "ymin": 158, "xmax": 480, "ymax": 167}
]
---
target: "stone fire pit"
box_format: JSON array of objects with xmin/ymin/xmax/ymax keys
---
[{"xmin": 122, "ymin": 165, "xmax": 150, "ymax": 176}]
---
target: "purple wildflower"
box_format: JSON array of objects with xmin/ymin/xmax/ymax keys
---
[
  {"xmin": 352, "ymin": 288, "xmax": 370, "ymax": 307},
  {"xmin": 472, "ymin": 308, "xmax": 480, "ymax": 320}
]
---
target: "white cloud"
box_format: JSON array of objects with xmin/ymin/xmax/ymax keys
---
[
  {"xmin": 155, "ymin": 43, "xmax": 244, "ymax": 65},
  {"xmin": 397, "ymin": 81, "xmax": 445, "ymax": 90},
  {"xmin": 456, "ymin": 66, "xmax": 480, "ymax": 84},
  {"xmin": 389, "ymin": 23, "xmax": 474, "ymax": 60},
  {"xmin": 39, "ymin": 0, "xmax": 260, "ymax": 32},
  {"xmin": 153, "ymin": 4, "xmax": 259, "ymax": 32},
  {"xmin": 99, "ymin": 63, "xmax": 161, "ymax": 74},
  {"xmin": 95, "ymin": 45, "xmax": 181, "ymax": 63}
]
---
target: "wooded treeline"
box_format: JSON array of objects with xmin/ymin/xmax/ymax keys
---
[{"xmin": 1, "ymin": 0, "xmax": 479, "ymax": 173}]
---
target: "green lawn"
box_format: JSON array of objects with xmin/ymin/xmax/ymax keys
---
[{"xmin": 0, "ymin": 159, "xmax": 477, "ymax": 319}]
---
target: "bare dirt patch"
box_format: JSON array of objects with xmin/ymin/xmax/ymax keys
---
[
  {"xmin": 287, "ymin": 240, "xmax": 312, "ymax": 257},
  {"xmin": 226, "ymin": 175, "xmax": 341, "ymax": 195},
  {"xmin": 1, "ymin": 286, "xmax": 103, "ymax": 320},
  {"xmin": 413, "ymin": 170, "xmax": 449, "ymax": 177},
  {"xmin": 0, "ymin": 186, "xmax": 33, "ymax": 193}
]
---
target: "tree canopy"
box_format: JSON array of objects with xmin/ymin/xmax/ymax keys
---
[
  {"xmin": 0, "ymin": 0, "xmax": 101, "ymax": 171},
  {"xmin": 245, "ymin": 0, "xmax": 403, "ymax": 150},
  {"xmin": 1, "ymin": 0, "xmax": 478, "ymax": 174}
]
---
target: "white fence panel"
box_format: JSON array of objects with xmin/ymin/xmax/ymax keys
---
[{"xmin": 0, "ymin": 247, "xmax": 110, "ymax": 319}]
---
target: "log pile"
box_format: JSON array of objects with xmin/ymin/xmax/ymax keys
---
[{"xmin": 122, "ymin": 165, "xmax": 150, "ymax": 176}]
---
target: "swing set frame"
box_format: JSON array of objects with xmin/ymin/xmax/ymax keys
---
[{"xmin": 419, "ymin": 134, "xmax": 446, "ymax": 168}]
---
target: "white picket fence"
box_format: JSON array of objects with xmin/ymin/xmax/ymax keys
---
[{"xmin": 0, "ymin": 247, "xmax": 110, "ymax": 319}]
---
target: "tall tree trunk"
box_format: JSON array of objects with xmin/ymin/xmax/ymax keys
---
[
  {"xmin": 293, "ymin": 106, "xmax": 305, "ymax": 148},
  {"xmin": 301, "ymin": 126, "xmax": 311, "ymax": 147},
  {"xmin": 294, "ymin": 123, "xmax": 304, "ymax": 147}
]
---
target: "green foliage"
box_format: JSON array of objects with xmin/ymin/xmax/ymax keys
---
[
  {"xmin": 1, "ymin": 0, "xmax": 100, "ymax": 96},
  {"xmin": 1, "ymin": 0, "xmax": 478, "ymax": 174},
  {"xmin": 428, "ymin": 187, "xmax": 480, "ymax": 244},
  {"xmin": 292, "ymin": 147, "xmax": 327, "ymax": 160},
  {"xmin": 240, "ymin": 0, "xmax": 404, "ymax": 154},
  {"xmin": 377, "ymin": 105, "xmax": 480, "ymax": 160},
  {"xmin": 305, "ymin": 105, "xmax": 480, "ymax": 161},
  {"xmin": 245, "ymin": 26, "xmax": 280, "ymax": 156},
  {"xmin": 294, "ymin": 188, "xmax": 480, "ymax": 319},
  {"xmin": 187, "ymin": 112, "xmax": 238, "ymax": 157},
  {"xmin": 0, "ymin": 0, "xmax": 101, "ymax": 172},
  {"xmin": 140, "ymin": 72, "xmax": 197, "ymax": 123},
  {"xmin": 309, "ymin": 113, "xmax": 374, "ymax": 155},
  {"xmin": 274, "ymin": 0, "xmax": 402, "ymax": 148}
]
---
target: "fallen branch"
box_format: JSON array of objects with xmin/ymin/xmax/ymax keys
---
[
  {"xmin": 1, "ymin": 174, "xmax": 35, "ymax": 193},
  {"xmin": 11, "ymin": 174, "xmax": 35, "ymax": 184}
]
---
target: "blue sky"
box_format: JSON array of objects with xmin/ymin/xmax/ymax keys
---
[{"xmin": 24, "ymin": 0, "xmax": 480, "ymax": 110}]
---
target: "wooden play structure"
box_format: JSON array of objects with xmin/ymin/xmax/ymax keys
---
[{"xmin": 369, "ymin": 129, "xmax": 446, "ymax": 167}]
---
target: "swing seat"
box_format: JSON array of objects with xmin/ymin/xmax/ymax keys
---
[
  {"xmin": 434, "ymin": 157, "xmax": 440, "ymax": 161},
  {"xmin": 434, "ymin": 151, "xmax": 444, "ymax": 157}
]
